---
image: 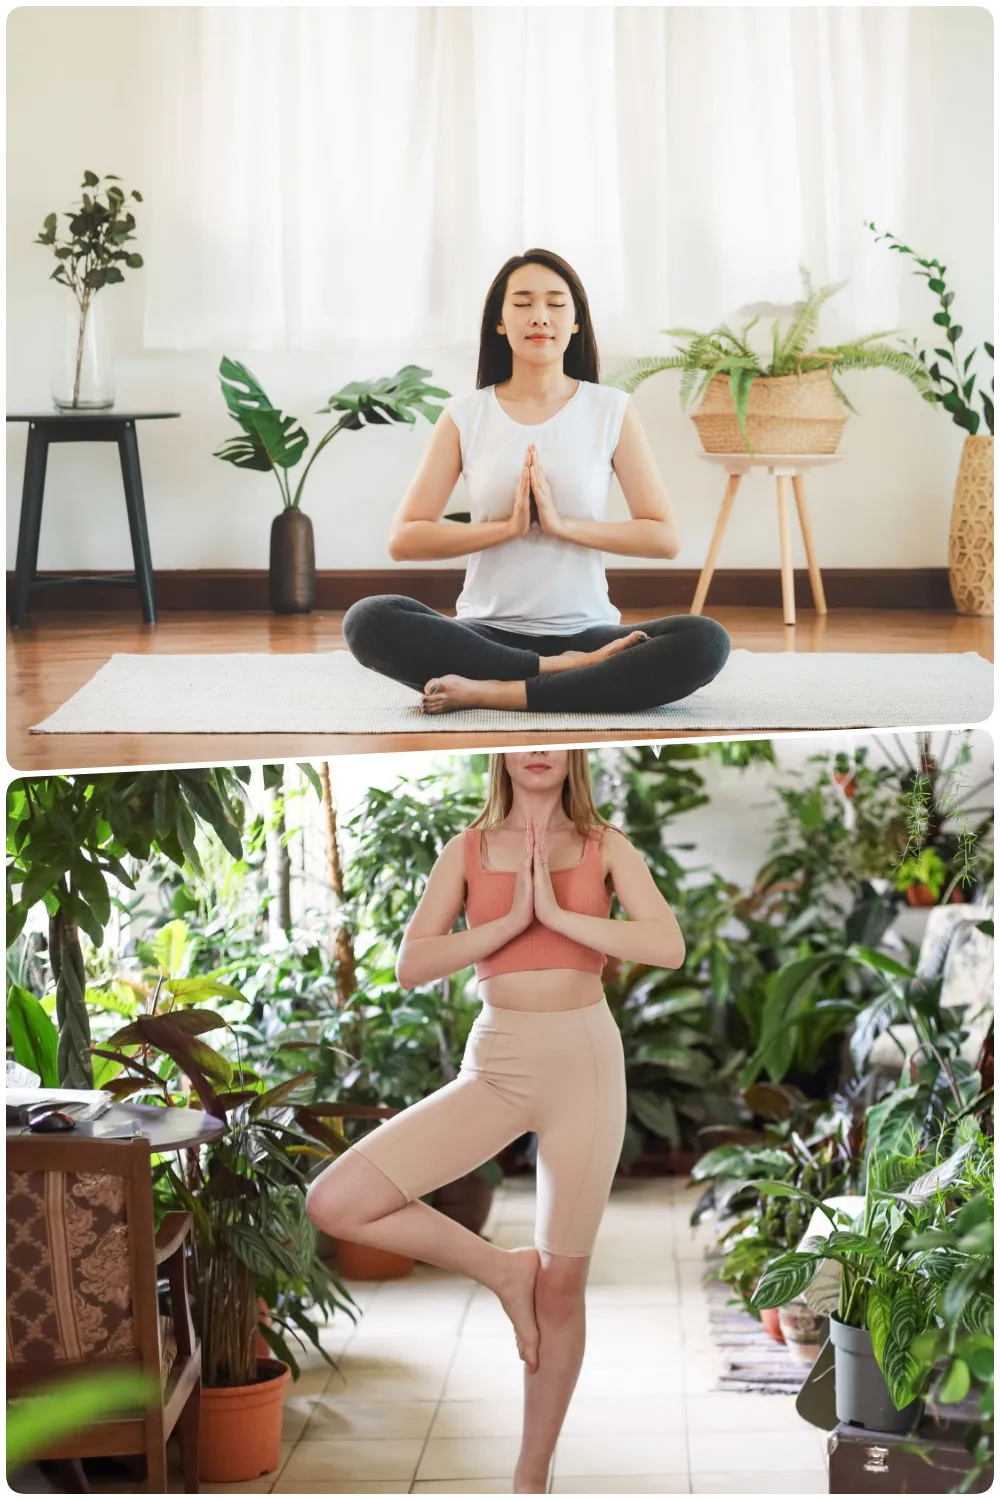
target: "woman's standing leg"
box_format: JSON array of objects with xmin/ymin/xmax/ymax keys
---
[
  {"xmin": 514, "ymin": 1003, "xmax": 628, "ymax": 1491},
  {"xmin": 514, "ymin": 1253, "xmax": 591, "ymax": 1493}
]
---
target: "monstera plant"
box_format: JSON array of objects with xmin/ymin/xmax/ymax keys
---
[{"xmin": 213, "ymin": 361, "xmax": 450, "ymax": 613}]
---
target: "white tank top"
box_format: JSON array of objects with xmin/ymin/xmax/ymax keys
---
[{"xmin": 443, "ymin": 380, "xmax": 629, "ymax": 636}]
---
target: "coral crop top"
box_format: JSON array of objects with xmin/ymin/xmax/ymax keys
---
[{"xmin": 463, "ymin": 827, "xmax": 612, "ymax": 980}]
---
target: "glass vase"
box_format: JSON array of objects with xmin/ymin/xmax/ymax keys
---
[{"xmin": 51, "ymin": 288, "xmax": 115, "ymax": 410}]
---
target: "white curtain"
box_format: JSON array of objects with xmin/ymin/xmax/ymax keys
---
[{"xmin": 140, "ymin": 6, "xmax": 918, "ymax": 355}]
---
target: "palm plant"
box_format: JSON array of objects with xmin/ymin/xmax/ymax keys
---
[{"xmin": 605, "ymin": 266, "xmax": 933, "ymax": 452}]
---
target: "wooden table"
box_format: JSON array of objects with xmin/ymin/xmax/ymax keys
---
[
  {"xmin": 6, "ymin": 1101, "xmax": 224, "ymax": 1152},
  {"xmin": 691, "ymin": 452, "xmax": 841, "ymax": 626},
  {"xmin": 7, "ymin": 410, "xmax": 180, "ymax": 627}
]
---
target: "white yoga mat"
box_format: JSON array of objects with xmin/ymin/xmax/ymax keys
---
[{"xmin": 30, "ymin": 649, "xmax": 992, "ymax": 735}]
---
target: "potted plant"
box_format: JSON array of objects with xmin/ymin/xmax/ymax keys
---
[
  {"xmin": 98, "ymin": 1011, "xmax": 356, "ymax": 1484},
  {"xmin": 213, "ymin": 361, "xmax": 450, "ymax": 614},
  {"xmin": 689, "ymin": 1082, "xmax": 856, "ymax": 1344},
  {"xmin": 867, "ymin": 223, "xmax": 994, "ymax": 617},
  {"xmin": 604, "ymin": 266, "xmax": 933, "ymax": 456},
  {"xmin": 35, "ymin": 170, "xmax": 144, "ymax": 410},
  {"xmin": 750, "ymin": 1128, "xmax": 985, "ymax": 1432}
]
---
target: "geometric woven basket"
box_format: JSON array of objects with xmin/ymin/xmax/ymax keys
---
[
  {"xmin": 692, "ymin": 368, "xmax": 847, "ymax": 455},
  {"xmin": 948, "ymin": 433, "xmax": 994, "ymax": 616}
]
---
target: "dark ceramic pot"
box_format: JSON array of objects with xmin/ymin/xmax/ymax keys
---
[{"xmin": 269, "ymin": 508, "xmax": 315, "ymax": 614}]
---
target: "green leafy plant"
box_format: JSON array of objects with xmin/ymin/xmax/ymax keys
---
[
  {"xmin": 34, "ymin": 170, "xmax": 144, "ymax": 408},
  {"xmin": 867, "ymin": 223, "xmax": 994, "ymax": 437},
  {"xmin": 689, "ymin": 1083, "xmax": 858, "ymax": 1314},
  {"xmin": 213, "ymin": 361, "xmax": 450, "ymax": 511},
  {"xmin": 105, "ymin": 1012, "xmax": 356, "ymax": 1386},
  {"xmin": 6, "ymin": 772, "xmax": 249, "ymax": 1088},
  {"xmin": 605, "ymin": 266, "xmax": 933, "ymax": 453},
  {"xmin": 751, "ymin": 1124, "xmax": 989, "ymax": 1412}
]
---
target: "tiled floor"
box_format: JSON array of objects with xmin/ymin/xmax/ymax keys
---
[{"xmin": 117, "ymin": 1177, "xmax": 832, "ymax": 1494}]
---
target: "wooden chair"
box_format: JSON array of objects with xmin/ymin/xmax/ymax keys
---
[{"xmin": 7, "ymin": 1135, "xmax": 201, "ymax": 1492}]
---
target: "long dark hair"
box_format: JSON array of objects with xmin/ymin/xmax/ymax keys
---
[{"xmin": 475, "ymin": 248, "xmax": 600, "ymax": 389}]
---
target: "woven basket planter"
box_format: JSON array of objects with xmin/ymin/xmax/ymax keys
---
[
  {"xmin": 948, "ymin": 434, "xmax": 994, "ymax": 616},
  {"xmin": 692, "ymin": 368, "xmax": 847, "ymax": 455}
]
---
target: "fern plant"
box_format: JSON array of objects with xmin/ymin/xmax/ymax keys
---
[
  {"xmin": 867, "ymin": 222, "xmax": 994, "ymax": 438},
  {"xmin": 605, "ymin": 266, "xmax": 933, "ymax": 454}
]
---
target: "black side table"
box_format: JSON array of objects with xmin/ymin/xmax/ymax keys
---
[{"xmin": 7, "ymin": 410, "xmax": 180, "ymax": 627}]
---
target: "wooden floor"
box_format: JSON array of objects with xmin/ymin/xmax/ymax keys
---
[{"xmin": 7, "ymin": 606, "xmax": 993, "ymax": 773}]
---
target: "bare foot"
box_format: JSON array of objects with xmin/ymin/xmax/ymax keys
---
[
  {"xmin": 420, "ymin": 675, "xmax": 525, "ymax": 713},
  {"xmin": 540, "ymin": 630, "xmax": 648, "ymax": 675},
  {"xmin": 496, "ymin": 1246, "xmax": 541, "ymax": 1372}
]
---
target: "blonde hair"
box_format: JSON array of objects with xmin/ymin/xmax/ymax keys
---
[{"xmin": 469, "ymin": 751, "xmax": 610, "ymax": 837}]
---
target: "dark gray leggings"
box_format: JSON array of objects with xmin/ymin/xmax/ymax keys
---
[{"xmin": 342, "ymin": 594, "xmax": 731, "ymax": 712}]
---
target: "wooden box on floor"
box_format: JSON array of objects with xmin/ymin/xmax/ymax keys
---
[{"xmin": 827, "ymin": 1422, "xmax": 992, "ymax": 1493}]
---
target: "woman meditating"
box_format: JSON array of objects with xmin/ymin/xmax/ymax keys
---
[
  {"xmin": 306, "ymin": 749, "xmax": 685, "ymax": 1494},
  {"xmin": 342, "ymin": 247, "xmax": 731, "ymax": 714}
]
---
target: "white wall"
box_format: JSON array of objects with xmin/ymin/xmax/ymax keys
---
[{"xmin": 6, "ymin": 7, "xmax": 993, "ymax": 577}]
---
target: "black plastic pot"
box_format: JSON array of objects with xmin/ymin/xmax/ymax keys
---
[
  {"xmin": 830, "ymin": 1315, "xmax": 922, "ymax": 1433},
  {"xmin": 269, "ymin": 509, "xmax": 315, "ymax": 614}
]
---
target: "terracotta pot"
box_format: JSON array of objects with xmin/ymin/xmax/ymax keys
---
[
  {"xmin": 759, "ymin": 1306, "xmax": 785, "ymax": 1343},
  {"xmin": 778, "ymin": 1299, "xmax": 828, "ymax": 1365},
  {"xmin": 429, "ymin": 1171, "xmax": 496, "ymax": 1235},
  {"xmin": 269, "ymin": 508, "xmax": 316, "ymax": 615},
  {"xmin": 905, "ymin": 884, "xmax": 968, "ymax": 908},
  {"xmin": 948, "ymin": 433, "xmax": 993, "ymax": 616},
  {"xmin": 334, "ymin": 1238, "xmax": 414, "ymax": 1281},
  {"xmin": 198, "ymin": 1358, "xmax": 290, "ymax": 1483}
]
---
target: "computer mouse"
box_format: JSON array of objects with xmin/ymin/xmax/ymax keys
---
[{"xmin": 29, "ymin": 1110, "xmax": 76, "ymax": 1133}]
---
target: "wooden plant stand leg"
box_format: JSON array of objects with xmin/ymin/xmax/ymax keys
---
[
  {"xmin": 791, "ymin": 472, "xmax": 828, "ymax": 615},
  {"xmin": 691, "ymin": 470, "xmax": 742, "ymax": 615},
  {"xmin": 775, "ymin": 473, "xmax": 796, "ymax": 626}
]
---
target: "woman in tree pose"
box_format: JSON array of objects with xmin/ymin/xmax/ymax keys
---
[
  {"xmin": 306, "ymin": 749, "xmax": 684, "ymax": 1494},
  {"xmin": 342, "ymin": 247, "xmax": 730, "ymax": 715}
]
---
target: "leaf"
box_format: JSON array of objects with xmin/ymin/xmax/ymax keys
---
[
  {"xmin": 7, "ymin": 983, "xmax": 59, "ymax": 1087},
  {"xmin": 6, "ymin": 1369, "xmax": 160, "ymax": 1468},
  {"xmin": 868, "ymin": 1287, "xmax": 893, "ymax": 1365},
  {"xmin": 750, "ymin": 1251, "xmax": 820, "ymax": 1309},
  {"xmin": 216, "ymin": 356, "xmax": 309, "ymax": 473},
  {"xmin": 823, "ymin": 1231, "xmax": 880, "ymax": 1257},
  {"xmin": 251, "ymin": 1073, "xmax": 316, "ymax": 1116},
  {"xmin": 892, "ymin": 1140, "xmax": 974, "ymax": 1204},
  {"xmin": 937, "ymin": 1358, "xmax": 971, "ymax": 1406},
  {"xmin": 165, "ymin": 977, "xmax": 249, "ymax": 1005},
  {"xmin": 630, "ymin": 1088, "xmax": 680, "ymax": 1146}
]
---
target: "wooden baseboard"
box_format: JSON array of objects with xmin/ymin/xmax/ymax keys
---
[{"xmin": 6, "ymin": 566, "xmax": 954, "ymax": 613}]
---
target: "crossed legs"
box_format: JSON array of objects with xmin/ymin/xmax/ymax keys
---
[{"xmin": 343, "ymin": 594, "xmax": 731, "ymax": 714}]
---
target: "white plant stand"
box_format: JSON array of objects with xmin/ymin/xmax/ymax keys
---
[{"xmin": 691, "ymin": 452, "xmax": 842, "ymax": 626}]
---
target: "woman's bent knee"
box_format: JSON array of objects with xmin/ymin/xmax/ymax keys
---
[
  {"xmin": 688, "ymin": 613, "xmax": 731, "ymax": 671},
  {"xmin": 342, "ymin": 594, "xmax": 410, "ymax": 662}
]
